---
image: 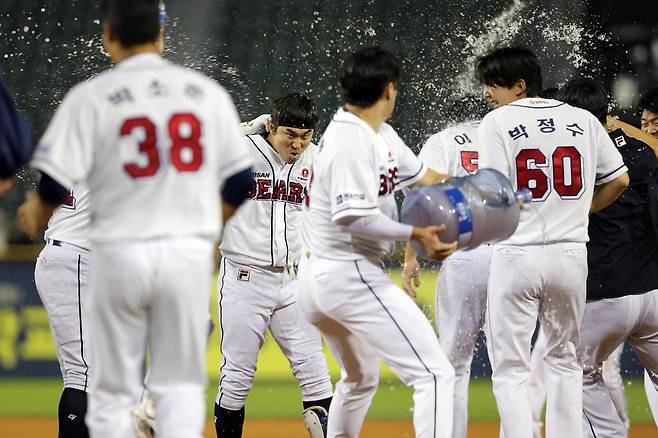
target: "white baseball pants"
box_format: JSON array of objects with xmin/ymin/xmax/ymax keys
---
[
  {"xmin": 579, "ymin": 290, "xmax": 658, "ymax": 438},
  {"xmin": 86, "ymin": 237, "xmax": 214, "ymax": 438},
  {"xmin": 297, "ymin": 254, "xmax": 455, "ymax": 438},
  {"xmin": 435, "ymin": 245, "xmax": 492, "ymax": 438},
  {"xmin": 528, "ymin": 328, "xmax": 627, "ymax": 438},
  {"xmin": 35, "ymin": 241, "xmax": 91, "ymax": 392},
  {"xmin": 486, "ymin": 243, "xmax": 587, "ymax": 438},
  {"xmin": 215, "ymin": 257, "xmax": 333, "ymax": 410}
]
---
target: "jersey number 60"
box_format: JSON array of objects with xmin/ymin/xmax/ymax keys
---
[
  {"xmin": 120, "ymin": 113, "xmax": 203, "ymax": 178},
  {"xmin": 516, "ymin": 146, "xmax": 584, "ymax": 201}
]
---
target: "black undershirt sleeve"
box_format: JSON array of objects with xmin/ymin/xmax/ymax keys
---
[
  {"xmin": 38, "ymin": 172, "xmax": 68, "ymax": 206},
  {"xmin": 221, "ymin": 166, "xmax": 254, "ymax": 207}
]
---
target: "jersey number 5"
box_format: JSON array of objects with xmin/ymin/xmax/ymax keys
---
[
  {"xmin": 516, "ymin": 146, "xmax": 584, "ymax": 201},
  {"xmin": 120, "ymin": 113, "xmax": 203, "ymax": 178}
]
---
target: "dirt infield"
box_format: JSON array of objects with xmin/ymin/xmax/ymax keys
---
[{"xmin": 2, "ymin": 417, "xmax": 656, "ymax": 437}]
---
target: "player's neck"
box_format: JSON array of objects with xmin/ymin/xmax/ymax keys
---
[
  {"xmin": 112, "ymin": 44, "xmax": 161, "ymax": 64},
  {"xmin": 344, "ymin": 104, "xmax": 389, "ymax": 132}
]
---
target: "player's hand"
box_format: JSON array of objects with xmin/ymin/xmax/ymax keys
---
[
  {"xmin": 240, "ymin": 114, "xmax": 270, "ymax": 136},
  {"xmin": 411, "ymin": 224, "xmax": 457, "ymax": 261},
  {"xmin": 18, "ymin": 191, "xmax": 52, "ymax": 239},
  {"xmin": 0, "ymin": 176, "xmax": 15, "ymax": 196},
  {"xmin": 402, "ymin": 257, "xmax": 421, "ymax": 298}
]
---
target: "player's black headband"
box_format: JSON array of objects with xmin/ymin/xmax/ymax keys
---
[
  {"xmin": 271, "ymin": 116, "xmax": 315, "ymax": 130},
  {"xmin": 270, "ymin": 93, "xmax": 319, "ymax": 130}
]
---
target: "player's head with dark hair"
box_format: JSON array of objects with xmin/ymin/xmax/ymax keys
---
[
  {"xmin": 270, "ymin": 93, "xmax": 319, "ymax": 130},
  {"xmin": 267, "ymin": 93, "xmax": 318, "ymax": 164},
  {"xmin": 542, "ymin": 87, "xmax": 559, "ymax": 99},
  {"xmin": 340, "ymin": 46, "xmax": 401, "ymax": 108},
  {"xmin": 555, "ymin": 78, "xmax": 608, "ymax": 125},
  {"xmin": 475, "ymin": 47, "xmax": 543, "ymax": 107},
  {"xmin": 638, "ymin": 87, "xmax": 658, "ymax": 138},
  {"xmin": 101, "ymin": 0, "xmax": 161, "ymax": 49}
]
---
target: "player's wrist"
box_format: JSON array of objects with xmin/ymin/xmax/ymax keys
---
[{"xmin": 410, "ymin": 226, "xmax": 426, "ymax": 241}]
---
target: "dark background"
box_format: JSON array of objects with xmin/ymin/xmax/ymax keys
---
[
  {"xmin": 1, "ymin": 0, "xmax": 657, "ymax": 222},
  {"xmin": 0, "ymin": 0, "xmax": 657, "ymax": 377}
]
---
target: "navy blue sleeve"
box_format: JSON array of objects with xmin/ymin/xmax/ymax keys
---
[
  {"xmin": 221, "ymin": 166, "xmax": 254, "ymax": 207},
  {"xmin": 38, "ymin": 173, "xmax": 68, "ymax": 206},
  {"xmin": 0, "ymin": 71, "xmax": 32, "ymax": 178}
]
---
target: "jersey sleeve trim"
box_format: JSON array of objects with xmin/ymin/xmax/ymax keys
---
[
  {"xmin": 398, "ymin": 162, "xmax": 426, "ymax": 187},
  {"xmin": 331, "ymin": 206, "xmax": 379, "ymax": 223},
  {"xmin": 595, "ymin": 164, "xmax": 628, "ymax": 185}
]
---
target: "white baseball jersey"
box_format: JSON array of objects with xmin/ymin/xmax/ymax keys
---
[
  {"xmin": 220, "ymin": 134, "xmax": 315, "ymax": 267},
  {"xmin": 418, "ymin": 120, "xmax": 481, "ymax": 177},
  {"xmin": 302, "ymin": 108, "xmax": 426, "ymax": 261},
  {"xmin": 478, "ymin": 98, "xmax": 627, "ymax": 245},
  {"xmin": 31, "ymin": 53, "xmax": 251, "ymax": 243},
  {"xmin": 420, "ymin": 120, "xmax": 492, "ymax": 438},
  {"xmin": 43, "ymin": 183, "xmax": 90, "ymax": 249}
]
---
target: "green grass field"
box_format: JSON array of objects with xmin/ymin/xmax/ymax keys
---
[
  {"xmin": 0, "ymin": 377, "xmax": 654, "ymax": 424},
  {"xmin": 1, "ymin": 268, "xmax": 655, "ymax": 424}
]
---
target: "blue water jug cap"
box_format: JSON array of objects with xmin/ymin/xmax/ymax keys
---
[{"xmin": 515, "ymin": 188, "xmax": 533, "ymax": 204}]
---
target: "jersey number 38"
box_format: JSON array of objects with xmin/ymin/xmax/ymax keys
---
[{"xmin": 120, "ymin": 113, "xmax": 203, "ymax": 178}]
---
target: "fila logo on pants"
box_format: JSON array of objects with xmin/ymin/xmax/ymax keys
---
[{"xmin": 237, "ymin": 268, "xmax": 250, "ymax": 282}]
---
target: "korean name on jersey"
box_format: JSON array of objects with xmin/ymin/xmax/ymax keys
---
[
  {"xmin": 478, "ymin": 98, "xmax": 627, "ymax": 245},
  {"xmin": 418, "ymin": 120, "xmax": 481, "ymax": 177},
  {"xmin": 220, "ymin": 134, "xmax": 315, "ymax": 267},
  {"xmin": 302, "ymin": 108, "xmax": 426, "ymax": 261},
  {"xmin": 30, "ymin": 54, "xmax": 251, "ymax": 243}
]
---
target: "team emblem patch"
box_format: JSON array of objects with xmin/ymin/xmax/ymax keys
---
[
  {"xmin": 300, "ymin": 167, "xmax": 310, "ymax": 179},
  {"xmin": 237, "ymin": 268, "xmax": 250, "ymax": 281}
]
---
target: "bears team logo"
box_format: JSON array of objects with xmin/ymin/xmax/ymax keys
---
[{"xmin": 300, "ymin": 167, "xmax": 310, "ymax": 180}]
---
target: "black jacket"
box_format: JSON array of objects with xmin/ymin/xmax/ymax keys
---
[
  {"xmin": 586, "ymin": 128, "xmax": 658, "ymax": 300},
  {"xmin": 0, "ymin": 71, "xmax": 32, "ymax": 178}
]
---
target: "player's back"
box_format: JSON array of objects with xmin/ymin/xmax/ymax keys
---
[
  {"xmin": 478, "ymin": 97, "xmax": 626, "ymax": 245},
  {"xmin": 34, "ymin": 53, "xmax": 246, "ymax": 243},
  {"xmin": 302, "ymin": 108, "xmax": 424, "ymax": 261},
  {"xmin": 419, "ymin": 120, "xmax": 480, "ymax": 177}
]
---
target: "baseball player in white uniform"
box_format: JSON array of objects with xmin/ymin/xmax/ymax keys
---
[
  {"xmin": 21, "ymin": 184, "xmax": 158, "ymax": 438},
  {"xmin": 403, "ymin": 119, "xmax": 493, "ymax": 438},
  {"xmin": 20, "ymin": 1, "xmax": 253, "ymax": 437},
  {"xmin": 213, "ymin": 94, "xmax": 333, "ymax": 438},
  {"xmin": 297, "ymin": 46, "xmax": 458, "ymax": 438},
  {"xmin": 528, "ymin": 329, "xmax": 629, "ymax": 437},
  {"xmin": 553, "ymin": 78, "xmax": 658, "ymax": 437},
  {"xmin": 22, "ymin": 185, "xmax": 92, "ymax": 438},
  {"xmin": 475, "ymin": 47, "xmax": 629, "ymax": 438}
]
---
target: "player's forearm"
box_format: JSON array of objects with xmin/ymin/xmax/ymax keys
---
[
  {"xmin": 590, "ymin": 173, "xmax": 630, "ymax": 214},
  {"xmin": 606, "ymin": 116, "xmax": 658, "ymax": 155},
  {"xmin": 336, "ymin": 213, "xmax": 413, "ymax": 241},
  {"xmin": 404, "ymin": 241, "xmax": 417, "ymax": 263},
  {"xmin": 410, "ymin": 168, "xmax": 449, "ymax": 187},
  {"xmin": 221, "ymin": 200, "xmax": 238, "ymax": 224}
]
